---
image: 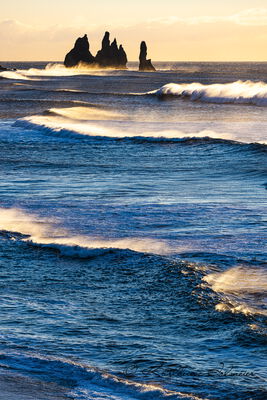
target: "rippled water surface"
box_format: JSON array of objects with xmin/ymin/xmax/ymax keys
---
[{"xmin": 0, "ymin": 61, "xmax": 266, "ymax": 400}]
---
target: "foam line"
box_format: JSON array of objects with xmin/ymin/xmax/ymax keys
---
[{"xmin": 0, "ymin": 351, "xmax": 208, "ymax": 400}]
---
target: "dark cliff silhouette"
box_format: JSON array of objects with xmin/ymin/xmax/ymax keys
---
[
  {"xmin": 95, "ymin": 32, "xmax": 127, "ymax": 68},
  {"xmin": 64, "ymin": 32, "xmax": 127, "ymax": 69},
  {"xmin": 139, "ymin": 41, "xmax": 155, "ymax": 71},
  {"xmin": 64, "ymin": 34, "xmax": 95, "ymax": 68}
]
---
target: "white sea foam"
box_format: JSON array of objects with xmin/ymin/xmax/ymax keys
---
[
  {"xmin": 0, "ymin": 208, "xmax": 170, "ymax": 256},
  {"xmin": 0, "ymin": 63, "xmax": 115, "ymax": 80},
  {"xmin": 203, "ymin": 266, "xmax": 267, "ymax": 316},
  {"xmin": 19, "ymin": 63, "xmax": 130, "ymax": 78},
  {"xmin": 0, "ymin": 70, "xmax": 32, "ymax": 80},
  {"xmin": 20, "ymin": 116, "xmax": 234, "ymax": 142},
  {"xmin": 148, "ymin": 80, "xmax": 267, "ymax": 106},
  {"xmin": 18, "ymin": 106, "xmax": 267, "ymax": 144},
  {"xmin": 16, "ymin": 106, "xmax": 239, "ymax": 143},
  {"xmin": 23, "ymin": 63, "xmax": 87, "ymax": 77}
]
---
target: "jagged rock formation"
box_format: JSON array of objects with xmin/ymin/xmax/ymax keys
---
[
  {"xmin": 95, "ymin": 32, "xmax": 127, "ymax": 68},
  {"xmin": 139, "ymin": 41, "xmax": 155, "ymax": 71},
  {"xmin": 64, "ymin": 34, "xmax": 95, "ymax": 67},
  {"xmin": 64, "ymin": 32, "xmax": 127, "ymax": 69}
]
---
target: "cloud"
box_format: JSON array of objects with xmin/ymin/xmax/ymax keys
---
[
  {"xmin": 1, "ymin": 8, "xmax": 267, "ymax": 44},
  {"xmin": 1, "ymin": 8, "xmax": 267, "ymax": 41},
  {"xmin": 230, "ymin": 8, "xmax": 267, "ymax": 26},
  {"xmin": 1, "ymin": 9, "xmax": 267, "ymax": 61},
  {"xmin": 148, "ymin": 8, "xmax": 267, "ymax": 26},
  {"xmin": 0, "ymin": 19, "xmax": 82, "ymax": 42}
]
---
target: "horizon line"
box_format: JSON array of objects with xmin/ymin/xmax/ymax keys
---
[{"xmin": 2, "ymin": 60, "xmax": 267, "ymax": 63}]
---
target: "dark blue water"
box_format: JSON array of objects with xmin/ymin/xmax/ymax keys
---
[{"xmin": 0, "ymin": 62, "xmax": 266, "ymax": 400}]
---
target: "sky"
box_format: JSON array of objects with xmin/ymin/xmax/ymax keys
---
[{"xmin": 1, "ymin": 0, "xmax": 267, "ymax": 61}]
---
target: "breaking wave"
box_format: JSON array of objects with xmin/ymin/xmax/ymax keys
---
[
  {"xmin": 16, "ymin": 117, "xmax": 237, "ymax": 143},
  {"xmin": 15, "ymin": 106, "xmax": 267, "ymax": 145},
  {"xmin": 22, "ymin": 63, "xmax": 92, "ymax": 77},
  {"xmin": 0, "ymin": 63, "xmax": 122, "ymax": 80},
  {"xmin": 15, "ymin": 106, "xmax": 240, "ymax": 144},
  {"xmin": 147, "ymin": 80, "xmax": 267, "ymax": 106},
  {"xmin": 14, "ymin": 63, "xmax": 134, "ymax": 78},
  {"xmin": 203, "ymin": 266, "xmax": 267, "ymax": 317},
  {"xmin": 0, "ymin": 70, "xmax": 33, "ymax": 81},
  {"xmin": 0, "ymin": 208, "xmax": 170, "ymax": 257}
]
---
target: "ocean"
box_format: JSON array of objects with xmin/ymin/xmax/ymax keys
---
[{"xmin": 0, "ymin": 61, "xmax": 266, "ymax": 400}]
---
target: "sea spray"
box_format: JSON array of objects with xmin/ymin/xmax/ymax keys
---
[
  {"xmin": 0, "ymin": 208, "xmax": 170, "ymax": 256},
  {"xmin": 203, "ymin": 266, "xmax": 267, "ymax": 316}
]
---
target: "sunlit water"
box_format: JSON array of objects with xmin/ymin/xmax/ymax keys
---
[{"xmin": 0, "ymin": 61, "xmax": 266, "ymax": 400}]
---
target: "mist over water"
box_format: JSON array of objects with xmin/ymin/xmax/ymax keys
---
[{"xmin": 0, "ymin": 61, "xmax": 266, "ymax": 400}]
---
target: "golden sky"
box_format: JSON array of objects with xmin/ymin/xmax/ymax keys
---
[{"xmin": 1, "ymin": 1, "xmax": 267, "ymax": 61}]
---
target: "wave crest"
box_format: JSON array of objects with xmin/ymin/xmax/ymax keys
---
[
  {"xmin": 18, "ymin": 116, "xmax": 235, "ymax": 143},
  {"xmin": 0, "ymin": 70, "xmax": 32, "ymax": 80},
  {"xmin": 0, "ymin": 208, "xmax": 170, "ymax": 256},
  {"xmin": 203, "ymin": 266, "xmax": 267, "ymax": 316},
  {"xmin": 15, "ymin": 106, "xmax": 240, "ymax": 144},
  {"xmin": 148, "ymin": 80, "xmax": 267, "ymax": 106},
  {"xmin": 13, "ymin": 105, "xmax": 266, "ymax": 145}
]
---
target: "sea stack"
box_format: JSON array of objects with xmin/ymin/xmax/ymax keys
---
[
  {"xmin": 139, "ymin": 41, "xmax": 156, "ymax": 71},
  {"xmin": 95, "ymin": 32, "xmax": 127, "ymax": 68},
  {"xmin": 64, "ymin": 34, "xmax": 95, "ymax": 68},
  {"xmin": 64, "ymin": 32, "xmax": 127, "ymax": 69}
]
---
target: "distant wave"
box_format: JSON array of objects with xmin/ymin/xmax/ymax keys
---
[
  {"xmin": 11, "ymin": 63, "xmax": 136, "ymax": 78},
  {"xmin": 147, "ymin": 80, "xmax": 267, "ymax": 106},
  {"xmin": 0, "ymin": 208, "xmax": 170, "ymax": 257},
  {"xmin": 0, "ymin": 70, "xmax": 33, "ymax": 80},
  {"xmin": 0, "ymin": 63, "xmax": 202, "ymax": 81},
  {"xmin": 0, "ymin": 64, "xmax": 106, "ymax": 80},
  {"xmin": 23, "ymin": 63, "xmax": 91, "ymax": 77}
]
